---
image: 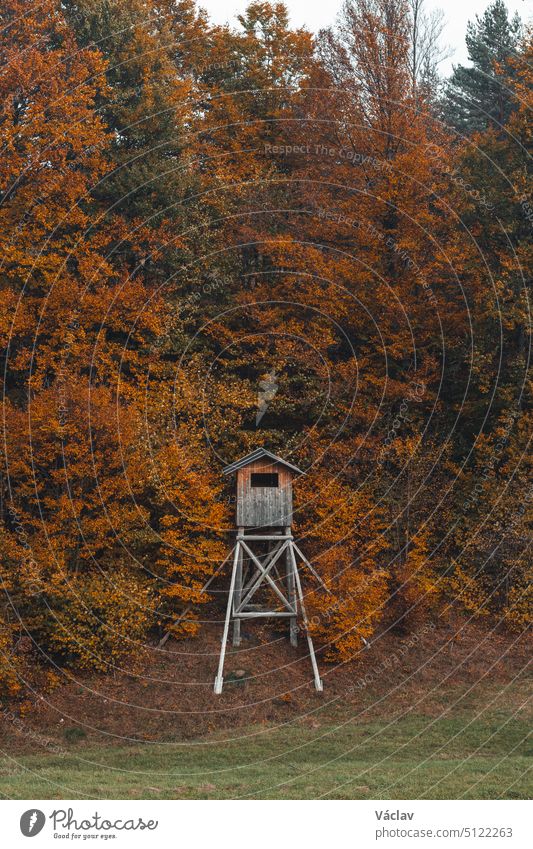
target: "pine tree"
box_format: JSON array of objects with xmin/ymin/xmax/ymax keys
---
[
  {"xmin": 444, "ymin": 0, "xmax": 522, "ymax": 135},
  {"xmin": 445, "ymin": 32, "xmax": 532, "ymax": 627}
]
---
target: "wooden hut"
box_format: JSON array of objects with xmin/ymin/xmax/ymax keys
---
[{"xmin": 222, "ymin": 448, "xmax": 303, "ymax": 529}]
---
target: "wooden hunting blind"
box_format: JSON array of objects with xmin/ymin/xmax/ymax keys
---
[
  {"xmin": 223, "ymin": 448, "xmax": 302, "ymax": 529},
  {"xmin": 213, "ymin": 448, "xmax": 325, "ymax": 694}
]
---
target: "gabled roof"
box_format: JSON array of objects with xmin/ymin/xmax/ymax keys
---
[{"xmin": 222, "ymin": 448, "xmax": 304, "ymax": 476}]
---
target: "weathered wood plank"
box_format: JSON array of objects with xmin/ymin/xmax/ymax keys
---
[{"xmin": 236, "ymin": 460, "xmax": 292, "ymax": 527}]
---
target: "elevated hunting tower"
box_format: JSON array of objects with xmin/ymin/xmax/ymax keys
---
[{"xmin": 214, "ymin": 448, "xmax": 325, "ymax": 694}]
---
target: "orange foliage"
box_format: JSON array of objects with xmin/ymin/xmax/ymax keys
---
[{"xmin": 0, "ymin": 0, "xmax": 530, "ymax": 697}]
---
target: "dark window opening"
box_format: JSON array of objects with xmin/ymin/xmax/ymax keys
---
[{"xmin": 251, "ymin": 472, "xmax": 279, "ymax": 488}]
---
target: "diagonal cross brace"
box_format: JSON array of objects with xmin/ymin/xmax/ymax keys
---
[
  {"xmin": 239, "ymin": 541, "xmax": 285, "ymax": 596},
  {"xmin": 236, "ymin": 540, "xmax": 293, "ymax": 612}
]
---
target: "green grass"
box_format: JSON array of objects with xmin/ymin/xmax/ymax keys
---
[{"xmin": 0, "ymin": 712, "xmax": 530, "ymax": 799}]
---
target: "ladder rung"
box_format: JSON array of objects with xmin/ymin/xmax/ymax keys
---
[{"xmin": 234, "ymin": 611, "xmax": 296, "ymax": 619}]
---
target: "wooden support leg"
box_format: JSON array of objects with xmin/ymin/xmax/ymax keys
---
[
  {"xmin": 290, "ymin": 543, "xmax": 323, "ymax": 692},
  {"xmin": 286, "ymin": 528, "xmax": 298, "ymax": 647},
  {"xmin": 214, "ymin": 543, "xmax": 239, "ymax": 694},
  {"xmin": 232, "ymin": 534, "xmax": 243, "ymax": 647}
]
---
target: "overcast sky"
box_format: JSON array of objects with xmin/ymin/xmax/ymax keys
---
[{"xmin": 199, "ymin": 0, "xmax": 529, "ymax": 76}]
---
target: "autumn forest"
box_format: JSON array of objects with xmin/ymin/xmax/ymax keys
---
[{"xmin": 0, "ymin": 0, "xmax": 531, "ymax": 700}]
